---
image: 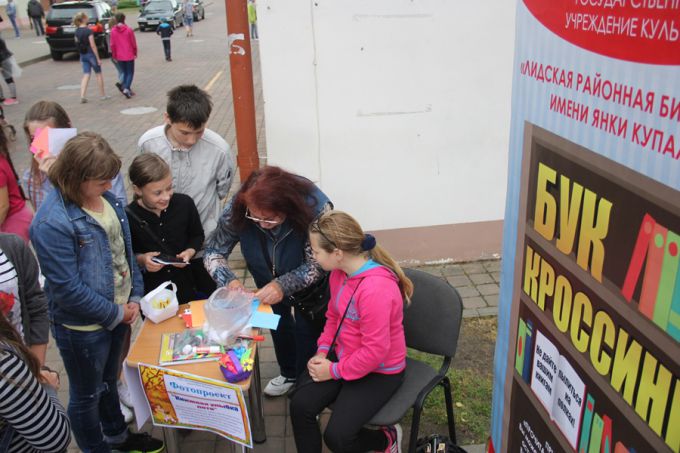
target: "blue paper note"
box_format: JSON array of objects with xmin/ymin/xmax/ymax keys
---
[{"xmin": 250, "ymin": 300, "xmax": 281, "ymax": 330}]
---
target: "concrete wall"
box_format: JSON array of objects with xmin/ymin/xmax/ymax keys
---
[{"xmin": 257, "ymin": 0, "xmax": 515, "ymax": 262}]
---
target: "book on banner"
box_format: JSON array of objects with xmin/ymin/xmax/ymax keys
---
[
  {"xmin": 529, "ymin": 330, "xmax": 587, "ymax": 451},
  {"xmin": 159, "ymin": 328, "xmax": 224, "ymax": 366}
]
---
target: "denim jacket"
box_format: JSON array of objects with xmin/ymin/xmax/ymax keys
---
[
  {"xmin": 30, "ymin": 190, "xmax": 143, "ymax": 330},
  {"xmin": 204, "ymin": 184, "xmax": 331, "ymax": 303}
]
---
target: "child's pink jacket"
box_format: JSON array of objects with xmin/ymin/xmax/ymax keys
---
[
  {"xmin": 110, "ymin": 23, "xmax": 137, "ymax": 61},
  {"xmin": 317, "ymin": 262, "xmax": 407, "ymax": 381}
]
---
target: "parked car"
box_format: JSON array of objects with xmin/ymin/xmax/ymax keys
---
[
  {"xmin": 138, "ymin": 0, "xmax": 183, "ymax": 31},
  {"xmin": 191, "ymin": 0, "xmax": 205, "ymax": 21},
  {"xmin": 45, "ymin": 1, "xmax": 113, "ymax": 61}
]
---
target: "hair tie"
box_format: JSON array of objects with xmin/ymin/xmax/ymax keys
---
[{"xmin": 361, "ymin": 234, "xmax": 376, "ymax": 251}]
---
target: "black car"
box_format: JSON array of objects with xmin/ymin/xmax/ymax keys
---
[
  {"xmin": 45, "ymin": 1, "xmax": 113, "ymax": 61},
  {"xmin": 138, "ymin": 0, "xmax": 183, "ymax": 31}
]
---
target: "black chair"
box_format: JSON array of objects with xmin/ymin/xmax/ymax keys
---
[{"xmin": 368, "ymin": 268, "xmax": 464, "ymax": 453}]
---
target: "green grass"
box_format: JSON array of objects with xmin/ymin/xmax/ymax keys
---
[
  {"xmin": 118, "ymin": 0, "xmax": 141, "ymax": 10},
  {"xmin": 405, "ymin": 350, "xmax": 493, "ymax": 445}
]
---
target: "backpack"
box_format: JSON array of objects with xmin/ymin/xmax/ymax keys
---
[{"xmin": 415, "ymin": 435, "xmax": 468, "ymax": 453}]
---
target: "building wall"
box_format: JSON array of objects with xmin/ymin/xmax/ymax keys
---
[{"xmin": 257, "ymin": 0, "xmax": 515, "ymax": 262}]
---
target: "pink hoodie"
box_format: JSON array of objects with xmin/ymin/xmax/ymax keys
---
[
  {"xmin": 317, "ymin": 262, "xmax": 407, "ymax": 381},
  {"xmin": 110, "ymin": 23, "xmax": 137, "ymax": 61}
]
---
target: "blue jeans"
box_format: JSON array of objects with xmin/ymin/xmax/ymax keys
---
[
  {"xmin": 270, "ymin": 303, "xmax": 319, "ymax": 379},
  {"xmin": 80, "ymin": 52, "xmax": 101, "ymax": 74},
  {"xmin": 8, "ymin": 15, "xmax": 19, "ymax": 37},
  {"xmin": 118, "ymin": 60, "xmax": 134, "ymax": 91},
  {"xmin": 52, "ymin": 323, "xmax": 130, "ymax": 453}
]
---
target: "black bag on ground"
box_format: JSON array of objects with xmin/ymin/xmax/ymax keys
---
[
  {"xmin": 290, "ymin": 272, "xmax": 330, "ymax": 332},
  {"xmin": 415, "ymin": 435, "xmax": 468, "ymax": 453}
]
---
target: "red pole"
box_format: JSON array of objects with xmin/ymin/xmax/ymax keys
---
[{"xmin": 225, "ymin": 0, "xmax": 259, "ymax": 181}]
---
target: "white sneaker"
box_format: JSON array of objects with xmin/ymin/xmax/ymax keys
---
[
  {"xmin": 263, "ymin": 375, "xmax": 296, "ymax": 397},
  {"xmin": 120, "ymin": 402, "xmax": 134, "ymax": 424},
  {"xmin": 118, "ymin": 380, "xmax": 133, "ymax": 408}
]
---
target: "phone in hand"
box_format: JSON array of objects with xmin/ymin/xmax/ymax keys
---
[{"xmin": 151, "ymin": 253, "xmax": 188, "ymax": 265}]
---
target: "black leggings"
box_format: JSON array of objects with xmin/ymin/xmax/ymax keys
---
[{"xmin": 290, "ymin": 370, "xmax": 404, "ymax": 453}]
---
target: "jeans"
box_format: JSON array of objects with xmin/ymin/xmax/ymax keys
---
[
  {"xmin": 290, "ymin": 370, "xmax": 404, "ymax": 453},
  {"xmin": 250, "ymin": 23, "xmax": 258, "ymax": 39},
  {"xmin": 270, "ymin": 303, "xmax": 319, "ymax": 379},
  {"xmin": 52, "ymin": 323, "xmax": 130, "ymax": 453},
  {"xmin": 118, "ymin": 60, "xmax": 134, "ymax": 91},
  {"xmin": 162, "ymin": 40, "xmax": 171, "ymax": 60},
  {"xmin": 8, "ymin": 14, "xmax": 19, "ymax": 37},
  {"xmin": 30, "ymin": 17, "xmax": 44, "ymax": 35}
]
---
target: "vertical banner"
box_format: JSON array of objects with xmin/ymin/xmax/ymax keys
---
[
  {"xmin": 138, "ymin": 364, "xmax": 253, "ymax": 448},
  {"xmin": 491, "ymin": 1, "xmax": 680, "ymax": 453}
]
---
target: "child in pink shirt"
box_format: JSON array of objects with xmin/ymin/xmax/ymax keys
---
[
  {"xmin": 290, "ymin": 210, "xmax": 413, "ymax": 453},
  {"xmin": 0, "ymin": 127, "xmax": 31, "ymax": 242}
]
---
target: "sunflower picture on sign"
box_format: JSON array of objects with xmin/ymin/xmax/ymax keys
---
[{"xmin": 139, "ymin": 365, "xmax": 178, "ymax": 424}]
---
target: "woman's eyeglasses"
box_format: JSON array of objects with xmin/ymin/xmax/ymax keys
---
[
  {"xmin": 245, "ymin": 208, "xmax": 282, "ymax": 225},
  {"xmin": 311, "ymin": 219, "xmax": 337, "ymax": 249}
]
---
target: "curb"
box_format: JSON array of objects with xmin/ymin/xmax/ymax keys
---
[{"xmin": 18, "ymin": 54, "xmax": 52, "ymax": 68}]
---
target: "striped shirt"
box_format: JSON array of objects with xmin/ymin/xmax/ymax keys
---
[
  {"xmin": 0, "ymin": 249, "xmax": 22, "ymax": 340},
  {"xmin": 0, "ymin": 347, "xmax": 71, "ymax": 452}
]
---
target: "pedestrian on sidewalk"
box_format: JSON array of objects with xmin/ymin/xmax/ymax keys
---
[
  {"xmin": 156, "ymin": 18, "xmax": 173, "ymax": 61},
  {"xmin": 204, "ymin": 166, "xmax": 333, "ymax": 397},
  {"xmin": 183, "ymin": 0, "xmax": 193, "ymax": 37},
  {"xmin": 26, "ymin": 0, "xmax": 44, "ymax": 36},
  {"xmin": 290, "ymin": 210, "xmax": 411, "ymax": 453},
  {"xmin": 248, "ymin": 0, "xmax": 258, "ymax": 40},
  {"xmin": 108, "ymin": 16, "xmax": 125, "ymax": 94},
  {"xmin": 30, "ymin": 132, "xmax": 165, "ymax": 453},
  {"xmin": 0, "ymin": 37, "xmax": 19, "ymax": 105},
  {"xmin": 110, "ymin": 12, "xmax": 137, "ymax": 98},
  {"xmin": 74, "ymin": 12, "xmax": 110, "ymax": 103},
  {"xmin": 6, "ymin": 0, "xmax": 20, "ymax": 38}
]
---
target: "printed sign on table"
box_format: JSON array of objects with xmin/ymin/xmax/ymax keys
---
[{"xmin": 138, "ymin": 363, "xmax": 252, "ymax": 448}]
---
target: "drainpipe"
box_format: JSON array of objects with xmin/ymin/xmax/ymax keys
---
[{"xmin": 225, "ymin": 0, "xmax": 259, "ymax": 181}]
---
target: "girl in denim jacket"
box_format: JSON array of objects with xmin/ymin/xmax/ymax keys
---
[{"xmin": 30, "ymin": 133, "xmax": 164, "ymax": 453}]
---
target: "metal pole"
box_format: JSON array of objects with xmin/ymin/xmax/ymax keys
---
[{"xmin": 225, "ymin": 0, "xmax": 260, "ymax": 181}]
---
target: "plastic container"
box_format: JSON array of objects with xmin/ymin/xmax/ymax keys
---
[{"xmin": 140, "ymin": 281, "xmax": 179, "ymax": 324}]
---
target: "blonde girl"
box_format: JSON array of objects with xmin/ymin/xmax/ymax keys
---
[
  {"xmin": 290, "ymin": 210, "xmax": 413, "ymax": 453},
  {"xmin": 73, "ymin": 12, "xmax": 109, "ymax": 103}
]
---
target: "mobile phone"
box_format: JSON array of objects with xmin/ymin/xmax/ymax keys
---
[{"xmin": 151, "ymin": 253, "xmax": 187, "ymax": 265}]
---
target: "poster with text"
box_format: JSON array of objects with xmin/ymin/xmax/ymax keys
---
[
  {"xmin": 491, "ymin": 1, "xmax": 680, "ymax": 453},
  {"xmin": 138, "ymin": 363, "xmax": 252, "ymax": 448}
]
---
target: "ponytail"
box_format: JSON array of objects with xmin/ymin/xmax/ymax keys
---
[{"xmin": 369, "ymin": 244, "xmax": 413, "ymax": 304}]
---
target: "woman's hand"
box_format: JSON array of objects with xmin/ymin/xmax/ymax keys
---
[
  {"xmin": 173, "ymin": 248, "xmax": 195, "ymax": 267},
  {"xmin": 308, "ymin": 356, "xmax": 332, "ymax": 382},
  {"xmin": 227, "ymin": 279, "xmax": 246, "ymax": 291},
  {"xmin": 40, "ymin": 366, "xmax": 60, "ymax": 390},
  {"xmin": 139, "ymin": 252, "xmax": 164, "ymax": 272},
  {"xmin": 255, "ymin": 281, "xmax": 284, "ymax": 305}
]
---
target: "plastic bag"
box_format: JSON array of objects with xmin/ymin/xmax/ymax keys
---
[
  {"xmin": 140, "ymin": 281, "xmax": 179, "ymax": 324},
  {"xmin": 203, "ymin": 287, "xmax": 253, "ymax": 345}
]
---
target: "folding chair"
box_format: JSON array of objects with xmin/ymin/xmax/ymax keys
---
[{"xmin": 368, "ymin": 268, "xmax": 464, "ymax": 453}]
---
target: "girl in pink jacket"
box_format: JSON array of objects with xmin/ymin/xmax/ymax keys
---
[
  {"xmin": 290, "ymin": 210, "xmax": 413, "ymax": 453},
  {"xmin": 109, "ymin": 13, "xmax": 137, "ymax": 98}
]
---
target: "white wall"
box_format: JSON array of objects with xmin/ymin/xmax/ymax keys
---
[{"xmin": 258, "ymin": 0, "xmax": 515, "ymax": 231}]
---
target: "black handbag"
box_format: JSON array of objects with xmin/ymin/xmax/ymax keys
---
[
  {"xmin": 415, "ymin": 435, "xmax": 467, "ymax": 453},
  {"xmin": 256, "ymin": 231, "xmax": 331, "ymax": 331},
  {"xmin": 289, "ymin": 272, "xmax": 330, "ymax": 331}
]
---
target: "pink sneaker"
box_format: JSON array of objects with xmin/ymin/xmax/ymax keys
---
[
  {"xmin": 3, "ymin": 98, "xmax": 18, "ymax": 106},
  {"xmin": 381, "ymin": 424, "xmax": 402, "ymax": 453}
]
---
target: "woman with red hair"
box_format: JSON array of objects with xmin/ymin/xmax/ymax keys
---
[{"xmin": 204, "ymin": 166, "xmax": 332, "ymax": 397}]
